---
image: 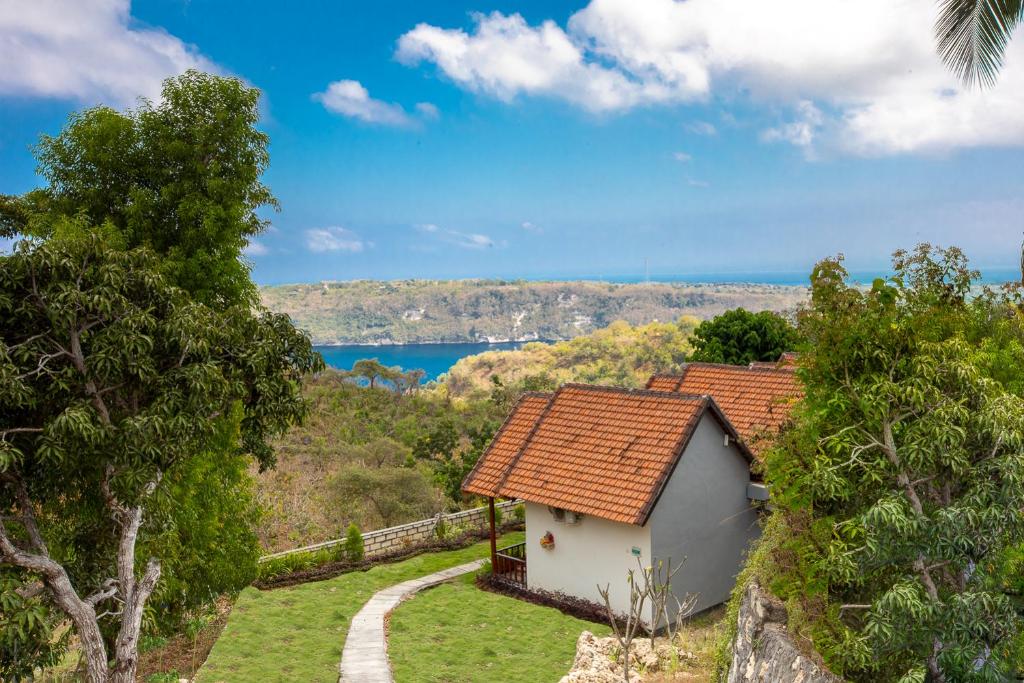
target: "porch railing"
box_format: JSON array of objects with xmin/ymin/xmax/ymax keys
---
[{"xmin": 494, "ymin": 542, "xmax": 526, "ymax": 587}]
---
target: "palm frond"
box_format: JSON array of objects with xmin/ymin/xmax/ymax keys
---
[{"xmin": 935, "ymin": 0, "xmax": 1023, "ymax": 88}]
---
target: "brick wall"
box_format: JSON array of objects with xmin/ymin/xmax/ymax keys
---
[{"xmin": 260, "ymin": 500, "xmax": 522, "ymax": 562}]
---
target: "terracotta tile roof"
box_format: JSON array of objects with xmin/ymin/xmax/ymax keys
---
[
  {"xmin": 778, "ymin": 352, "xmax": 800, "ymax": 368},
  {"xmin": 494, "ymin": 384, "xmax": 748, "ymax": 526},
  {"xmin": 646, "ymin": 361, "xmax": 801, "ymax": 457},
  {"xmin": 462, "ymin": 392, "xmax": 552, "ymax": 497},
  {"xmin": 749, "ymin": 352, "xmax": 800, "ymax": 370}
]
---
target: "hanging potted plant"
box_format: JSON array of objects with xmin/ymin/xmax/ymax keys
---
[{"xmin": 539, "ymin": 531, "xmax": 555, "ymax": 549}]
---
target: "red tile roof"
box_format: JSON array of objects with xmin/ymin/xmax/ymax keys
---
[
  {"xmin": 478, "ymin": 384, "xmax": 748, "ymax": 526},
  {"xmin": 646, "ymin": 361, "xmax": 801, "ymax": 457},
  {"xmin": 462, "ymin": 392, "xmax": 552, "ymax": 497}
]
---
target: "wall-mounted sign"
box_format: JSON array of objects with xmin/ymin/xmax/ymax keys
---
[{"xmin": 631, "ymin": 546, "xmax": 642, "ymax": 557}]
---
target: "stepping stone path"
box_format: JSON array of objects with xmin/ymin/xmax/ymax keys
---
[{"xmin": 338, "ymin": 559, "xmax": 485, "ymax": 683}]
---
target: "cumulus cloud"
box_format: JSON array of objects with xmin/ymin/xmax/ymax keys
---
[
  {"xmin": 314, "ymin": 80, "xmax": 422, "ymax": 127},
  {"xmin": 762, "ymin": 100, "xmax": 824, "ymax": 155},
  {"xmin": 242, "ymin": 239, "xmax": 269, "ymax": 256},
  {"xmin": 672, "ymin": 151, "xmax": 692, "ymax": 162},
  {"xmin": 397, "ymin": 12, "xmax": 667, "ymax": 112},
  {"xmin": 0, "ymin": 0, "xmax": 216, "ymax": 105},
  {"xmin": 396, "ymin": 0, "xmax": 1024, "ymax": 155},
  {"xmin": 314, "ymin": 80, "xmax": 441, "ymax": 127},
  {"xmin": 521, "ymin": 221, "xmax": 543, "ymax": 233},
  {"xmin": 305, "ymin": 227, "xmax": 366, "ymax": 253}
]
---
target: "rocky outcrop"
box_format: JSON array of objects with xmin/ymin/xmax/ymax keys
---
[
  {"xmin": 727, "ymin": 582, "xmax": 843, "ymax": 683},
  {"xmin": 559, "ymin": 631, "xmax": 696, "ymax": 683}
]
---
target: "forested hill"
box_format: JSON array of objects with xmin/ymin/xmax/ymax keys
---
[{"xmin": 260, "ymin": 279, "xmax": 808, "ymax": 345}]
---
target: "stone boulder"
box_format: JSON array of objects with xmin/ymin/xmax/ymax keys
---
[
  {"xmin": 559, "ymin": 631, "xmax": 687, "ymax": 683},
  {"xmin": 727, "ymin": 582, "xmax": 843, "ymax": 683}
]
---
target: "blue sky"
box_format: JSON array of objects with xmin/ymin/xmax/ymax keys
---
[{"xmin": 1, "ymin": 1, "xmax": 1022, "ymax": 284}]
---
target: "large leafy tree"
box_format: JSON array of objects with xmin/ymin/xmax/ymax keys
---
[
  {"xmin": 764, "ymin": 245, "xmax": 1024, "ymax": 681},
  {"xmin": 4, "ymin": 69, "xmax": 274, "ymax": 308},
  {"xmin": 1, "ymin": 71, "xmax": 289, "ymax": 661},
  {"xmin": 0, "ymin": 233, "xmax": 320, "ymax": 682},
  {"xmin": 936, "ymin": 0, "xmax": 1023, "ymax": 88},
  {"xmin": 689, "ymin": 308, "xmax": 798, "ymax": 366}
]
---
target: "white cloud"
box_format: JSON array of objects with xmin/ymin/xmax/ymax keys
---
[
  {"xmin": 521, "ymin": 221, "xmax": 543, "ymax": 233},
  {"xmin": 397, "ymin": 12, "xmax": 666, "ymax": 112},
  {"xmin": 242, "ymin": 239, "xmax": 269, "ymax": 256},
  {"xmin": 762, "ymin": 100, "xmax": 823, "ymax": 155},
  {"xmin": 396, "ymin": 0, "xmax": 1024, "ymax": 155},
  {"xmin": 305, "ymin": 227, "xmax": 366, "ymax": 253},
  {"xmin": 415, "ymin": 101, "xmax": 440, "ymax": 119},
  {"xmin": 314, "ymin": 80, "xmax": 416, "ymax": 126},
  {"xmin": 672, "ymin": 151, "xmax": 692, "ymax": 162},
  {"xmin": 685, "ymin": 121, "xmax": 717, "ymax": 136},
  {"xmin": 447, "ymin": 231, "xmax": 495, "ymax": 249},
  {"xmin": 0, "ymin": 0, "xmax": 217, "ymax": 105},
  {"xmin": 686, "ymin": 177, "xmax": 710, "ymax": 188},
  {"xmin": 414, "ymin": 223, "xmax": 497, "ymax": 249}
]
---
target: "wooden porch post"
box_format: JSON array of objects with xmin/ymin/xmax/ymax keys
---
[{"xmin": 488, "ymin": 497, "xmax": 498, "ymax": 568}]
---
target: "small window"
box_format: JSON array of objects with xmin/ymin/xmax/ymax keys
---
[{"xmin": 547, "ymin": 506, "xmax": 566, "ymax": 522}]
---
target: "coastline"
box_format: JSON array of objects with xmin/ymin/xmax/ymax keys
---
[{"xmin": 312, "ymin": 337, "xmax": 558, "ymax": 348}]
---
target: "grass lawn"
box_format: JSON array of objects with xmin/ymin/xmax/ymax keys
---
[
  {"xmin": 388, "ymin": 573, "xmax": 610, "ymax": 683},
  {"xmin": 196, "ymin": 532, "xmax": 524, "ymax": 683}
]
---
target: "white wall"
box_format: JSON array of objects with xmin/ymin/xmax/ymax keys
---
[
  {"xmin": 648, "ymin": 413, "xmax": 761, "ymax": 614},
  {"xmin": 524, "ymin": 500, "xmax": 651, "ymax": 615}
]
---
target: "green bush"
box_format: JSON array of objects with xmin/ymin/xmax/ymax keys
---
[
  {"xmin": 344, "ymin": 522, "xmax": 365, "ymax": 562},
  {"xmin": 514, "ymin": 503, "xmax": 525, "ymax": 522},
  {"xmin": 255, "ymin": 547, "xmax": 339, "ymax": 582},
  {"xmin": 435, "ymin": 517, "xmax": 450, "ymax": 540}
]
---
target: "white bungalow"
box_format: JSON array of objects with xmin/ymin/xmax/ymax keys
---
[{"xmin": 463, "ymin": 360, "xmax": 799, "ymax": 615}]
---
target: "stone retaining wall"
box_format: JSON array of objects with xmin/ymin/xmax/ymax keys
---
[
  {"xmin": 727, "ymin": 581, "xmax": 843, "ymax": 683},
  {"xmin": 261, "ymin": 500, "xmax": 521, "ymax": 562}
]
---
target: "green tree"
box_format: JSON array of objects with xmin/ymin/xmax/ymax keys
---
[
  {"xmin": 763, "ymin": 245, "xmax": 1024, "ymax": 681},
  {"xmin": 6, "ymin": 70, "xmax": 274, "ymax": 308},
  {"xmin": 350, "ymin": 359, "xmax": 391, "ymax": 389},
  {"xmin": 0, "ymin": 233, "xmax": 321, "ymax": 683},
  {"xmin": 936, "ymin": 0, "xmax": 1022, "ymax": 88},
  {"xmin": 331, "ymin": 466, "xmax": 439, "ymax": 529},
  {"xmin": 343, "ymin": 522, "xmax": 364, "ymax": 562},
  {"xmin": 689, "ymin": 308, "xmax": 798, "ymax": 366},
  {"xmin": 1, "ymin": 71, "xmax": 292, "ymax": 653},
  {"xmin": 142, "ymin": 407, "xmax": 263, "ymax": 629}
]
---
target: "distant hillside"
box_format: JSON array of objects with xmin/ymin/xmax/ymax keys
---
[
  {"xmin": 442, "ymin": 318, "xmax": 699, "ymax": 399},
  {"xmin": 261, "ymin": 280, "xmax": 808, "ymax": 345}
]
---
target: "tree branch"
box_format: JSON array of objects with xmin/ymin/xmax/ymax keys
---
[
  {"xmin": 0, "ymin": 427, "xmax": 43, "ymax": 437},
  {"xmin": 68, "ymin": 326, "xmax": 112, "ymax": 425},
  {"xmin": 84, "ymin": 578, "xmax": 119, "ymax": 607},
  {"xmin": 13, "ymin": 477, "xmax": 47, "ymax": 556},
  {"xmin": 881, "ymin": 419, "xmax": 926, "ymax": 517}
]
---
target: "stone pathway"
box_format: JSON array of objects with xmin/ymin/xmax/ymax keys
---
[{"xmin": 338, "ymin": 559, "xmax": 485, "ymax": 683}]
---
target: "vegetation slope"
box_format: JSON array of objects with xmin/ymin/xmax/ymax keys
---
[{"xmin": 260, "ymin": 279, "xmax": 807, "ymax": 345}]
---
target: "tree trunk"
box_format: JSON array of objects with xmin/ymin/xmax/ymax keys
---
[
  {"xmin": 0, "ymin": 518, "xmax": 111, "ymax": 681},
  {"xmin": 924, "ymin": 638, "xmax": 946, "ymax": 683},
  {"xmin": 110, "ymin": 505, "xmax": 162, "ymax": 683},
  {"xmin": 45, "ymin": 571, "xmax": 110, "ymax": 683}
]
